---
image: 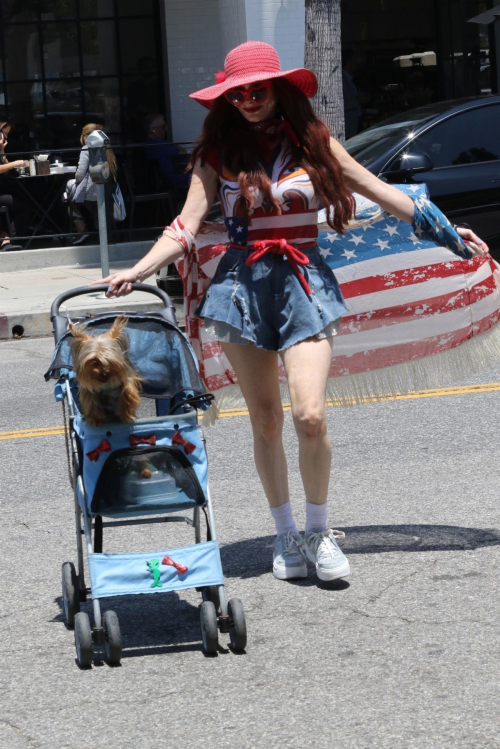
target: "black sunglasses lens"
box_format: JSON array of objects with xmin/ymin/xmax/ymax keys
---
[
  {"xmin": 228, "ymin": 90, "xmax": 245, "ymax": 105},
  {"xmin": 251, "ymin": 87, "xmax": 268, "ymax": 102}
]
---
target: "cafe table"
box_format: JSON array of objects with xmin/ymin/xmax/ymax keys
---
[{"xmin": 9, "ymin": 166, "xmax": 76, "ymax": 248}]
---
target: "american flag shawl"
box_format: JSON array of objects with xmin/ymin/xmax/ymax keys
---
[{"xmin": 174, "ymin": 185, "xmax": 500, "ymax": 415}]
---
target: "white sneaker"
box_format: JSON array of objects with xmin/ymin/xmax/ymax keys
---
[
  {"xmin": 304, "ymin": 528, "xmax": 350, "ymax": 581},
  {"xmin": 273, "ymin": 531, "xmax": 307, "ymax": 580}
]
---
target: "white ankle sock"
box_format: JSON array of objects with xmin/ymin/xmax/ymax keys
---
[
  {"xmin": 305, "ymin": 501, "xmax": 328, "ymax": 532},
  {"xmin": 270, "ymin": 502, "xmax": 298, "ymax": 535}
]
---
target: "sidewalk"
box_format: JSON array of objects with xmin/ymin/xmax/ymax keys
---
[{"xmin": 0, "ymin": 260, "xmax": 184, "ymax": 340}]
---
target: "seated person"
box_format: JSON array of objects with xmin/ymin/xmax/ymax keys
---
[
  {"xmin": 144, "ymin": 114, "xmax": 190, "ymax": 190},
  {"xmin": 0, "ymin": 119, "xmax": 29, "ymax": 251}
]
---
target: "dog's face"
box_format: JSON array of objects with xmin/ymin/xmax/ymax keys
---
[{"xmin": 70, "ymin": 316, "xmax": 131, "ymax": 392}]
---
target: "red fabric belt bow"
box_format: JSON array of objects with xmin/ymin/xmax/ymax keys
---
[
  {"xmin": 245, "ymin": 238, "xmax": 312, "ymax": 295},
  {"xmin": 172, "ymin": 431, "xmax": 196, "ymax": 455},
  {"xmin": 86, "ymin": 439, "xmax": 111, "ymax": 462},
  {"xmin": 130, "ymin": 434, "xmax": 157, "ymax": 447},
  {"xmin": 161, "ymin": 555, "xmax": 188, "ymax": 575}
]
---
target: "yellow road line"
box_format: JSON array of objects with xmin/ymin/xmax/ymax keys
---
[
  {"xmin": 2, "ymin": 382, "xmax": 500, "ymax": 439},
  {"xmin": 1, "ymin": 425, "xmax": 66, "ymax": 436},
  {"xmin": 0, "ymin": 427, "xmax": 67, "ymax": 440},
  {"xmin": 218, "ymin": 382, "xmax": 500, "ymax": 417}
]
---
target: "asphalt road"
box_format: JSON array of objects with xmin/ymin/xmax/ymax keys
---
[{"xmin": 1, "ymin": 337, "xmax": 499, "ymax": 749}]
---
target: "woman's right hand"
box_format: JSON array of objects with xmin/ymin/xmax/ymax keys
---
[
  {"xmin": 90, "ymin": 268, "xmax": 140, "ymax": 297},
  {"xmin": 11, "ymin": 160, "xmax": 27, "ymax": 168}
]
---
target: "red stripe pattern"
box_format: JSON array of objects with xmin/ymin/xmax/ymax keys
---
[{"xmin": 176, "ymin": 218, "xmax": 500, "ymax": 396}]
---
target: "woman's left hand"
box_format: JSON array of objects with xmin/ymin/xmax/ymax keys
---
[{"xmin": 456, "ymin": 226, "xmax": 489, "ymax": 255}]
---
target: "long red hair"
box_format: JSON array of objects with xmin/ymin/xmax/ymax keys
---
[{"xmin": 191, "ymin": 78, "xmax": 355, "ymax": 234}]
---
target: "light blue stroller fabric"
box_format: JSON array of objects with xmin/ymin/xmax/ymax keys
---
[
  {"xmin": 74, "ymin": 411, "xmax": 208, "ymax": 517},
  {"xmin": 88, "ymin": 541, "xmax": 224, "ymax": 598}
]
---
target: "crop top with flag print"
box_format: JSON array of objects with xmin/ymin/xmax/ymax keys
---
[{"xmin": 203, "ymin": 132, "xmax": 321, "ymax": 247}]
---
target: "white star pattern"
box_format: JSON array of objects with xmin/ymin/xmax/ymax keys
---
[
  {"xmin": 227, "ymin": 219, "xmax": 233, "ymax": 226},
  {"xmin": 325, "ymin": 232, "xmax": 340, "ymax": 242},
  {"xmin": 236, "ymin": 226, "xmax": 243, "ymax": 233},
  {"xmin": 434, "ymin": 218, "xmax": 445, "ymax": 234},
  {"xmin": 408, "ymin": 232, "xmax": 422, "ymax": 245},
  {"xmin": 375, "ymin": 238, "xmax": 390, "ymax": 251},
  {"xmin": 415, "ymin": 224, "xmax": 425, "ymax": 237},
  {"xmin": 342, "ymin": 248, "xmax": 357, "ymax": 260},
  {"xmin": 349, "ymin": 234, "xmax": 365, "ymax": 246},
  {"xmin": 454, "ymin": 239, "xmax": 466, "ymax": 254},
  {"xmin": 408, "ymin": 184, "xmax": 421, "ymax": 192},
  {"xmin": 383, "ymin": 223, "xmax": 399, "ymax": 237},
  {"xmin": 319, "ymin": 246, "xmax": 331, "ymax": 258}
]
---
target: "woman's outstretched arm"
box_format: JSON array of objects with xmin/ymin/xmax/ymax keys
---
[
  {"xmin": 329, "ymin": 136, "xmax": 415, "ymax": 223},
  {"xmin": 329, "ymin": 136, "xmax": 489, "ymax": 251},
  {"xmin": 92, "ymin": 159, "xmax": 218, "ymax": 296}
]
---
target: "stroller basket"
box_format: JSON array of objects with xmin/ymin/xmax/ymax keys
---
[{"xmin": 88, "ymin": 541, "xmax": 223, "ymax": 598}]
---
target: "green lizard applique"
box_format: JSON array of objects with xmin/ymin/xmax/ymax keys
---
[{"xmin": 146, "ymin": 559, "xmax": 162, "ymax": 588}]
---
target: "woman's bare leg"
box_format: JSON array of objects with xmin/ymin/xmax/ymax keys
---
[
  {"xmin": 222, "ymin": 342, "xmax": 289, "ymax": 508},
  {"xmin": 222, "ymin": 341, "xmax": 307, "ymax": 579},
  {"xmin": 280, "ymin": 336, "xmax": 334, "ymax": 506},
  {"xmin": 281, "ymin": 336, "xmax": 350, "ymax": 580}
]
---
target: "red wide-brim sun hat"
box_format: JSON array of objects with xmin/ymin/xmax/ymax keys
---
[{"xmin": 189, "ymin": 41, "xmax": 318, "ymax": 108}]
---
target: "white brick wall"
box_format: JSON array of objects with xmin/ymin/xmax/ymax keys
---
[
  {"xmin": 164, "ymin": 0, "xmax": 224, "ymax": 143},
  {"xmin": 244, "ymin": 0, "xmax": 305, "ymax": 71},
  {"xmin": 164, "ymin": 0, "xmax": 305, "ymax": 143},
  {"xmin": 218, "ymin": 0, "xmax": 247, "ymax": 57}
]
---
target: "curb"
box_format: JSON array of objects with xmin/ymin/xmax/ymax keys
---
[
  {"xmin": 0, "ymin": 240, "xmax": 153, "ymax": 272},
  {"xmin": 1, "ymin": 299, "xmax": 185, "ymax": 340}
]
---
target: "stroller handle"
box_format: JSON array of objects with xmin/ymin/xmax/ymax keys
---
[{"xmin": 50, "ymin": 284, "xmax": 177, "ymax": 343}]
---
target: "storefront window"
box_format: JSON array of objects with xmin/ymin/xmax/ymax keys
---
[
  {"xmin": 0, "ymin": 0, "xmax": 165, "ymax": 148},
  {"xmin": 81, "ymin": 20, "xmax": 118, "ymax": 76},
  {"xmin": 340, "ymin": 0, "xmax": 495, "ymax": 134},
  {"xmin": 4, "ymin": 24, "xmax": 41, "ymax": 81}
]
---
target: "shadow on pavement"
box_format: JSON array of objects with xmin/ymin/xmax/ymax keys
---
[
  {"xmin": 220, "ymin": 524, "xmax": 500, "ymax": 578},
  {"xmin": 51, "ymin": 524, "xmax": 500, "ymax": 659},
  {"xmin": 53, "ymin": 591, "xmax": 212, "ymax": 659}
]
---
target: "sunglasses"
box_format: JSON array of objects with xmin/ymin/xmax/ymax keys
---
[{"xmin": 224, "ymin": 80, "xmax": 272, "ymax": 107}]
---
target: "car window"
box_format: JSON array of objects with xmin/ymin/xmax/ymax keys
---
[
  {"xmin": 345, "ymin": 115, "xmax": 438, "ymax": 166},
  {"xmin": 406, "ymin": 105, "xmax": 500, "ymax": 167}
]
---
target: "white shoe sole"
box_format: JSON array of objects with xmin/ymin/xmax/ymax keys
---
[
  {"xmin": 273, "ymin": 562, "xmax": 308, "ymax": 580},
  {"xmin": 305, "ymin": 548, "xmax": 351, "ymax": 581}
]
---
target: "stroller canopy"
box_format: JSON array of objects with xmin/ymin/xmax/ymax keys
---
[{"xmin": 45, "ymin": 313, "xmax": 207, "ymax": 400}]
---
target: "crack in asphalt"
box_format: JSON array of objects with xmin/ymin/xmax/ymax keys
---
[
  {"xmin": 0, "ymin": 718, "xmax": 37, "ymax": 747},
  {"xmin": 348, "ymin": 609, "xmax": 496, "ymax": 626}
]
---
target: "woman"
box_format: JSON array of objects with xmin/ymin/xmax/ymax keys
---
[
  {"xmin": 0, "ymin": 119, "xmax": 29, "ymax": 251},
  {"xmin": 95, "ymin": 42, "xmax": 486, "ymax": 583},
  {"xmin": 66, "ymin": 123, "xmax": 118, "ymax": 244}
]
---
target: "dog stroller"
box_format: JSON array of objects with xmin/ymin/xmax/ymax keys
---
[{"xmin": 46, "ymin": 284, "xmax": 246, "ymax": 667}]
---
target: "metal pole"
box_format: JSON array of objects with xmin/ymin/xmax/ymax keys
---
[{"xmin": 96, "ymin": 182, "xmax": 109, "ymax": 279}]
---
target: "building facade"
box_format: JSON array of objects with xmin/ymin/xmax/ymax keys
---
[{"xmin": 0, "ymin": 0, "xmax": 496, "ymax": 150}]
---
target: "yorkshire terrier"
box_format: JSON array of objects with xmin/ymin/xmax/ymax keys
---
[{"xmin": 69, "ymin": 315, "xmax": 142, "ymax": 427}]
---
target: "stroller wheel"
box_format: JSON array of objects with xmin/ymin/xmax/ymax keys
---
[
  {"xmin": 200, "ymin": 601, "xmax": 218, "ymax": 655},
  {"xmin": 62, "ymin": 562, "xmax": 80, "ymax": 628},
  {"xmin": 74, "ymin": 612, "xmax": 93, "ymax": 668},
  {"xmin": 228, "ymin": 598, "xmax": 247, "ymax": 652},
  {"xmin": 103, "ymin": 610, "xmax": 122, "ymax": 665}
]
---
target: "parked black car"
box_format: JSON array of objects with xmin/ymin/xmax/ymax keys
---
[{"xmin": 345, "ymin": 95, "xmax": 500, "ymax": 253}]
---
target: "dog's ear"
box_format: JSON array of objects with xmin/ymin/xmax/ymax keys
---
[
  {"xmin": 108, "ymin": 315, "xmax": 128, "ymax": 340},
  {"xmin": 107, "ymin": 315, "xmax": 129, "ymax": 352},
  {"xmin": 69, "ymin": 322, "xmax": 91, "ymax": 342}
]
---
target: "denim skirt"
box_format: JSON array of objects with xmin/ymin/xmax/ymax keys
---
[{"xmin": 195, "ymin": 245, "xmax": 347, "ymax": 352}]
